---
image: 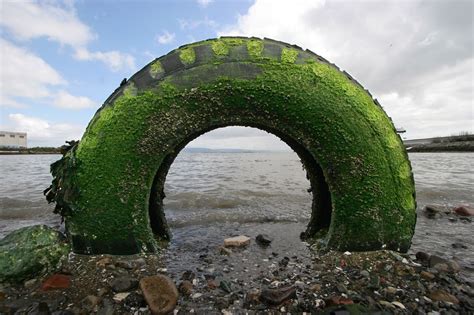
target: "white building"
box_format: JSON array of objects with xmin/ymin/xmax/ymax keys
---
[{"xmin": 0, "ymin": 131, "xmax": 27, "ymax": 148}]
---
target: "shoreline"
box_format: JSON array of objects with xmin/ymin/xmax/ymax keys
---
[{"xmin": 1, "ymin": 219, "xmax": 473, "ymax": 314}]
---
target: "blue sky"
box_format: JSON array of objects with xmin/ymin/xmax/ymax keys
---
[{"xmin": 1, "ymin": 0, "xmax": 472, "ymax": 148}]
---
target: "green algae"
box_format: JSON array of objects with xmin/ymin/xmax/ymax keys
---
[
  {"xmin": 211, "ymin": 40, "xmax": 229, "ymax": 56},
  {"xmin": 0, "ymin": 225, "xmax": 70, "ymax": 283},
  {"xmin": 47, "ymin": 37, "xmax": 416, "ymax": 255},
  {"xmin": 149, "ymin": 60, "xmax": 164, "ymax": 78},
  {"xmin": 179, "ymin": 47, "xmax": 195, "ymax": 65},
  {"xmin": 281, "ymin": 47, "xmax": 299, "ymax": 63},
  {"xmin": 247, "ymin": 39, "xmax": 264, "ymax": 58}
]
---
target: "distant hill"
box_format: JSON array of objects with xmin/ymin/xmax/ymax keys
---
[
  {"xmin": 183, "ymin": 147, "xmax": 271, "ymax": 153},
  {"xmin": 404, "ymin": 134, "xmax": 474, "ymax": 152}
]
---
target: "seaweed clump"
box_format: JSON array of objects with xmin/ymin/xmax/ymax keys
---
[{"xmin": 44, "ymin": 140, "xmax": 80, "ymax": 220}]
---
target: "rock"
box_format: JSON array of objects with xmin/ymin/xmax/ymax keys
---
[
  {"xmin": 97, "ymin": 298, "xmax": 116, "ymax": 315},
  {"xmin": 219, "ymin": 280, "xmax": 232, "ymax": 293},
  {"xmin": 392, "ymin": 301, "xmax": 406, "ymax": 309},
  {"xmin": 453, "ymin": 205, "xmax": 474, "ymax": 216},
  {"xmin": 41, "ymin": 274, "xmax": 71, "ymax": 291},
  {"xmin": 415, "ymin": 251, "xmax": 430, "ymax": 263},
  {"xmin": 215, "ymin": 297, "xmax": 231, "ymax": 310},
  {"xmin": 97, "ymin": 287, "xmax": 109, "ymax": 297},
  {"xmin": 336, "ymin": 284, "xmax": 348, "ymax": 294},
  {"xmin": 385, "ymin": 286, "xmax": 397, "ymax": 295},
  {"xmin": 260, "ymin": 285, "xmax": 296, "ymax": 305},
  {"xmin": 447, "ymin": 260, "xmax": 461, "ymax": 272},
  {"xmin": 244, "ymin": 288, "xmax": 260, "ymax": 307},
  {"xmin": 116, "ymin": 260, "xmax": 134, "ymax": 270},
  {"xmin": 429, "ymin": 290, "xmax": 459, "ymax": 304},
  {"xmin": 113, "ymin": 292, "xmax": 130, "ymax": 302},
  {"xmin": 368, "ymin": 275, "xmax": 380, "ymax": 289},
  {"xmin": 0, "ymin": 225, "xmax": 70, "ymax": 283},
  {"xmin": 46, "ymin": 295, "xmax": 67, "ymax": 312},
  {"xmin": 451, "ymin": 242, "xmax": 468, "ymax": 249},
  {"xmin": 219, "ymin": 246, "xmax": 232, "ymax": 255},
  {"xmin": 207, "ymin": 279, "xmax": 218, "ymax": 290},
  {"xmin": 191, "ymin": 293, "xmax": 202, "ymax": 299},
  {"xmin": 178, "ymin": 280, "xmax": 193, "ymax": 296},
  {"xmin": 420, "ymin": 271, "xmax": 435, "ymax": 280},
  {"xmin": 123, "ymin": 292, "xmax": 146, "ymax": 309},
  {"xmin": 429, "ymin": 255, "xmax": 448, "ymax": 268},
  {"xmin": 132, "ymin": 258, "xmax": 146, "ymax": 268},
  {"xmin": 378, "ymin": 300, "xmax": 395, "ymax": 309},
  {"xmin": 279, "ymin": 257, "xmax": 290, "ymax": 267},
  {"xmin": 181, "ymin": 270, "xmax": 195, "ymax": 281},
  {"xmin": 140, "ymin": 275, "xmax": 178, "ymax": 315},
  {"xmin": 325, "ymin": 296, "xmax": 354, "ymax": 307},
  {"xmin": 224, "ymin": 235, "xmax": 251, "ymax": 247},
  {"xmin": 434, "ymin": 263, "xmax": 450, "ymax": 273},
  {"xmin": 360, "ymin": 270, "xmax": 370, "ymax": 278},
  {"xmin": 51, "ymin": 311, "xmax": 75, "ymax": 315},
  {"xmin": 20, "ymin": 302, "xmax": 50, "ymax": 315},
  {"xmin": 81, "ymin": 295, "xmax": 100, "ymax": 312},
  {"xmin": 423, "ymin": 205, "xmax": 449, "ymax": 218},
  {"xmin": 96, "ymin": 257, "xmax": 113, "ymax": 268},
  {"xmin": 110, "ymin": 276, "xmax": 138, "ymax": 292},
  {"xmin": 310, "ymin": 283, "xmax": 322, "ymax": 292},
  {"xmin": 24, "ymin": 278, "xmax": 38, "ymax": 289},
  {"xmin": 256, "ymin": 234, "xmax": 273, "ymax": 246}
]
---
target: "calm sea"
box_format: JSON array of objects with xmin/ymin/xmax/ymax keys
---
[{"xmin": 0, "ymin": 152, "xmax": 472, "ymax": 279}]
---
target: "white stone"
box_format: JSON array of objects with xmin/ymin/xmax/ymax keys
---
[
  {"xmin": 113, "ymin": 292, "xmax": 130, "ymax": 302},
  {"xmin": 392, "ymin": 301, "xmax": 406, "ymax": 309},
  {"xmin": 192, "ymin": 293, "xmax": 202, "ymax": 299},
  {"xmin": 224, "ymin": 235, "xmax": 251, "ymax": 247}
]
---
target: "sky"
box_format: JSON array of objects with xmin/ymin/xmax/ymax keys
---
[{"xmin": 0, "ymin": 0, "xmax": 472, "ymax": 149}]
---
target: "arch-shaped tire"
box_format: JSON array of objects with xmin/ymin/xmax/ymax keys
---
[{"xmin": 47, "ymin": 37, "xmax": 416, "ymax": 254}]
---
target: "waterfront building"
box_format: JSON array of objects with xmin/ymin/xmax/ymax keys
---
[{"xmin": 0, "ymin": 131, "xmax": 27, "ymax": 149}]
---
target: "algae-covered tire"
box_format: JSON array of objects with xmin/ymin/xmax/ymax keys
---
[{"xmin": 48, "ymin": 37, "xmax": 416, "ymax": 254}]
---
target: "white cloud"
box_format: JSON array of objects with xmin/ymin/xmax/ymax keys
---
[
  {"xmin": 73, "ymin": 48, "xmax": 136, "ymax": 72},
  {"xmin": 156, "ymin": 31, "xmax": 176, "ymax": 45},
  {"xmin": 218, "ymin": 0, "xmax": 473, "ymax": 139},
  {"xmin": 197, "ymin": 0, "xmax": 214, "ymax": 8},
  {"xmin": 0, "ymin": 39, "xmax": 65, "ymax": 108},
  {"xmin": 53, "ymin": 90, "xmax": 96, "ymax": 110},
  {"xmin": 0, "ymin": 94, "xmax": 28, "ymax": 109},
  {"xmin": 188, "ymin": 127, "xmax": 289, "ymax": 151},
  {"xmin": 3, "ymin": 114, "xmax": 85, "ymax": 147},
  {"xmin": 0, "ymin": 39, "xmax": 96, "ymax": 111},
  {"xmin": 0, "ymin": 1, "xmax": 94, "ymax": 48},
  {"xmin": 0, "ymin": 1, "xmax": 135, "ymax": 72},
  {"xmin": 380, "ymin": 58, "xmax": 474, "ymax": 139}
]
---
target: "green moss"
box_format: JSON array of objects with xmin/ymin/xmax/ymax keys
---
[
  {"xmin": 123, "ymin": 82, "xmax": 137, "ymax": 97},
  {"xmin": 211, "ymin": 40, "xmax": 229, "ymax": 56},
  {"xmin": 247, "ymin": 40, "xmax": 264, "ymax": 58},
  {"xmin": 281, "ymin": 47, "xmax": 299, "ymax": 63},
  {"xmin": 0, "ymin": 225, "xmax": 70, "ymax": 283},
  {"xmin": 179, "ymin": 47, "xmax": 196, "ymax": 65},
  {"xmin": 220, "ymin": 38, "xmax": 245, "ymax": 46},
  {"xmin": 149, "ymin": 60, "xmax": 164, "ymax": 78},
  {"xmin": 48, "ymin": 37, "xmax": 416, "ymax": 255}
]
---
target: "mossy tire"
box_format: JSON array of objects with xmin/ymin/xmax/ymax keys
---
[{"xmin": 48, "ymin": 37, "xmax": 416, "ymax": 254}]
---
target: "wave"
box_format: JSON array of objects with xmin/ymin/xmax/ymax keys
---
[
  {"xmin": 164, "ymin": 191, "xmax": 310, "ymax": 210},
  {"xmin": 0, "ymin": 197, "xmax": 52, "ymax": 219}
]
